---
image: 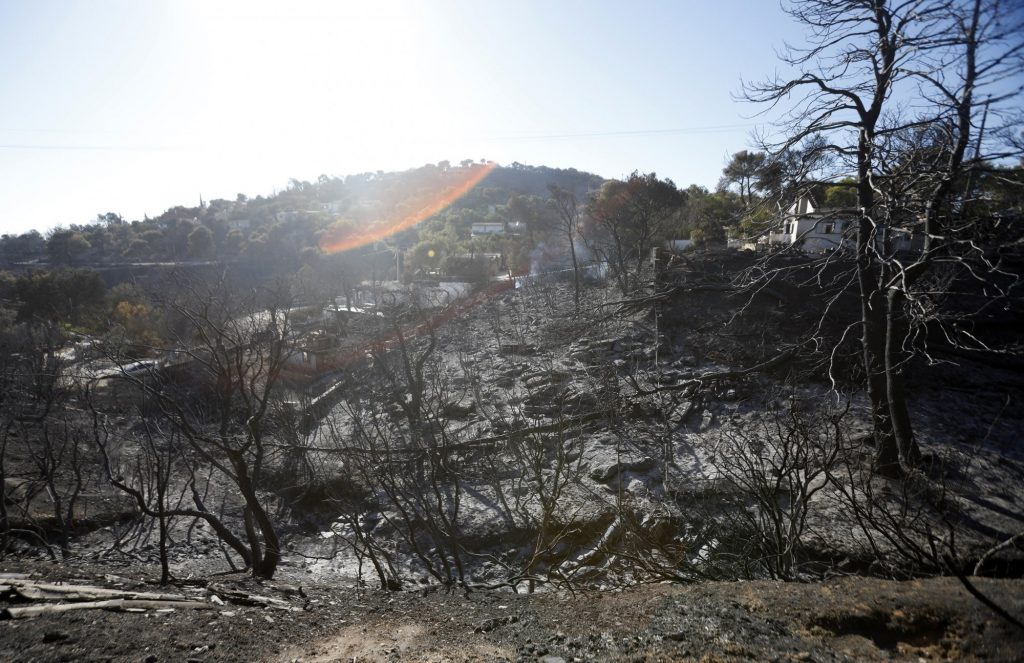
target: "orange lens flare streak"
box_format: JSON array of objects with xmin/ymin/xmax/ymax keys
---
[{"xmin": 318, "ymin": 163, "xmax": 496, "ymax": 254}]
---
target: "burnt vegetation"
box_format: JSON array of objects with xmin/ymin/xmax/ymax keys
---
[{"xmin": 1, "ymin": 2, "xmax": 1023, "ymax": 649}]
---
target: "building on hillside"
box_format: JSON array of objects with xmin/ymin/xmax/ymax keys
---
[
  {"xmin": 276, "ymin": 210, "xmax": 319, "ymax": 223},
  {"xmin": 505, "ymin": 220, "xmax": 525, "ymax": 235},
  {"xmin": 471, "ymin": 222, "xmax": 506, "ymax": 236},
  {"xmin": 666, "ymin": 239, "xmax": 695, "ymax": 252},
  {"xmin": 761, "ymin": 194, "xmax": 923, "ymax": 254},
  {"xmin": 450, "ymin": 252, "xmax": 505, "ymax": 278},
  {"xmin": 762, "ymin": 195, "xmax": 854, "ymax": 252},
  {"xmin": 284, "ymin": 331, "xmax": 341, "ymax": 375},
  {"xmin": 353, "ymin": 280, "xmax": 477, "ymax": 311}
]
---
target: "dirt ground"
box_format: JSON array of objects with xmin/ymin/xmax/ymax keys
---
[{"xmin": 2, "ymin": 560, "xmax": 1022, "ymax": 662}]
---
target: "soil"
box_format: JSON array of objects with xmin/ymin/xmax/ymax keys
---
[{"xmin": 2, "ymin": 560, "xmax": 1022, "ymax": 662}]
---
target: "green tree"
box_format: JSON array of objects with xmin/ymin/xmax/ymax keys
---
[
  {"xmin": 823, "ymin": 179, "xmax": 857, "ymax": 208},
  {"xmin": 406, "ymin": 240, "xmax": 444, "ymax": 277},
  {"xmin": 680, "ymin": 186, "xmax": 736, "ymax": 247},
  {"xmin": 720, "ymin": 150, "xmax": 767, "ymax": 207},
  {"xmin": 187, "ymin": 225, "xmax": 214, "ymax": 259},
  {"xmin": 123, "ymin": 237, "xmax": 150, "ymax": 260},
  {"xmin": 16, "ymin": 269, "xmax": 106, "ymax": 327},
  {"xmin": 47, "ymin": 229, "xmax": 91, "ymax": 265},
  {"xmin": 224, "ymin": 229, "xmax": 245, "ymax": 256},
  {"xmin": 585, "ymin": 172, "xmax": 686, "ymax": 294}
]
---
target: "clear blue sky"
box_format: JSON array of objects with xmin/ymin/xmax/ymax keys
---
[{"xmin": 0, "ymin": 0, "xmax": 791, "ymax": 235}]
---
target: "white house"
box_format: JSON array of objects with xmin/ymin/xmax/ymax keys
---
[
  {"xmin": 276, "ymin": 210, "xmax": 319, "ymax": 223},
  {"xmin": 321, "ymin": 200, "xmax": 347, "ymax": 214},
  {"xmin": 763, "ymin": 194, "xmax": 923, "ymax": 254},
  {"xmin": 471, "ymin": 222, "xmax": 506, "ymax": 236},
  {"xmin": 354, "ymin": 280, "xmax": 474, "ymax": 310},
  {"xmin": 665, "ymin": 239, "xmax": 694, "ymax": 252},
  {"xmin": 763, "ymin": 196, "xmax": 849, "ymax": 251}
]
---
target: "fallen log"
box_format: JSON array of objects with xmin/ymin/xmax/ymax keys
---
[
  {"xmin": 208, "ymin": 583, "xmax": 296, "ymax": 610},
  {"xmin": 266, "ymin": 410, "xmax": 604, "ymax": 458},
  {"xmin": 2, "ymin": 599, "xmax": 212, "ymax": 620},
  {"xmin": 7, "ymin": 580, "xmax": 190, "ymax": 603},
  {"xmin": 626, "ymin": 347, "xmax": 799, "ymax": 396}
]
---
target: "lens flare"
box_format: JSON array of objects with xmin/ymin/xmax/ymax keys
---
[{"xmin": 318, "ymin": 162, "xmax": 496, "ymax": 254}]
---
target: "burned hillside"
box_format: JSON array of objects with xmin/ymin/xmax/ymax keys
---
[
  {"xmin": 7, "ymin": 248, "xmax": 1021, "ymax": 587},
  {"xmin": 4, "ymin": 0, "xmax": 1024, "ymax": 659},
  {"xmin": 2, "ymin": 248, "xmax": 1024, "ymax": 661}
]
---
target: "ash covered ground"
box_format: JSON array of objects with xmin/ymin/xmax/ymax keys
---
[{"xmin": 3, "ymin": 254, "xmax": 1024, "ymax": 661}]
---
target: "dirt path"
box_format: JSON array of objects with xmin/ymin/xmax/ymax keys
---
[
  {"xmin": 2, "ymin": 561, "xmax": 1022, "ymax": 662},
  {"xmin": 274, "ymin": 576, "xmax": 1024, "ymax": 663}
]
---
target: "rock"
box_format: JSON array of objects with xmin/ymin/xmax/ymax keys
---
[
  {"xmin": 670, "ymin": 400, "xmax": 698, "ymax": 427},
  {"xmin": 524, "ymin": 383, "xmax": 565, "ymax": 405},
  {"xmin": 442, "ymin": 401, "xmax": 476, "ymax": 418},
  {"xmin": 699, "ymin": 410, "xmax": 715, "ymax": 432},
  {"xmin": 540, "ymin": 656, "xmax": 566, "ymax": 663},
  {"xmin": 523, "ymin": 370, "xmax": 571, "ymax": 390},
  {"xmin": 656, "ymin": 369, "xmax": 684, "ymax": 384},
  {"xmin": 626, "ymin": 478, "xmax": 647, "ymax": 494},
  {"xmin": 475, "ymin": 614, "xmax": 519, "ymax": 633},
  {"xmin": 639, "ymin": 514, "xmax": 674, "ymax": 542},
  {"xmin": 568, "ymin": 345, "xmax": 593, "ymax": 361},
  {"xmin": 612, "ymin": 338, "xmax": 643, "ymax": 354},
  {"xmin": 3, "ymin": 477, "xmax": 30, "ymax": 505},
  {"xmin": 589, "ymin": 457, "xmax": 656, "ymax": 483},
  {"xmin": 561, "ymin": 388, "xmax": 598, "ymax": 414},
  {"xmin": 498, "ymin": 343, "xmax": 536, "ymax": 356}
]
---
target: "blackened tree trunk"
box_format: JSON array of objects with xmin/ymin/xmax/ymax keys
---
[{"xmin": 737, "ymin": 0, "xmax": 1021, "ymax": 475}]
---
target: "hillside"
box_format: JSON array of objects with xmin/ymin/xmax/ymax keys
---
[
  {"xmin": 4, "ymin": 0, "xmax": 1024, "ymax": 659},
  {"xmin": 2, "ymin": 250, "xmax": 1023, "ymax": 661},
  {"xmin": 1, "ymin": 163, "xmax": 1022, "ymax": 662},
  {"xmin": 0, "ymin": 162, "xmax": 606, "ymax": 273}
]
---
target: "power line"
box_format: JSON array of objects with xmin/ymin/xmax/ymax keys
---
[
  {"xmin": 0, "ymin": 123, "xmax": 757, "ymax": 152},
  {"xmin": 0, "ymin": 143, "xmax": 184, "ymax": 152},
  {"xmin": 478, "ymin": 124, "xmax": 756, "ymax": 142}
]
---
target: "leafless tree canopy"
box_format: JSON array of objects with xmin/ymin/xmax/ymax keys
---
[{"xmin": 740, "ymin": 0, "xmax": 1024, "ymax": 475}]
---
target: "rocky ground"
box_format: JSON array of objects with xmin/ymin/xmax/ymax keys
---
[{"xmin": 2, "ymin": 561, "xmax": 1022, "ymax": 662}]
